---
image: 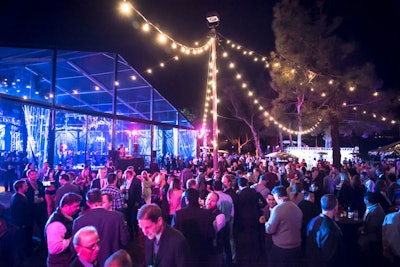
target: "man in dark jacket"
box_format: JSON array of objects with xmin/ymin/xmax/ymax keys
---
[
  {"xmin": 235, "ymin": 178, "xmax": 267, "ymax": 266},
  {"xmin": 10, "ymin": 180, "xmax": 33, "ymax": 265},
  {"xmin": 55, "ymin": 174, "xmax": 81, "ymax": 207},
  {"xmin": 72, "ymin": 189, "xmax": 129, "ymax": 267},
  {"xmin": 306, "ymin": 194, "xmax": 343, "ymax": 267},
  {"xmin": 172, "ymin": 188, "xmax": 215, "ymax": 267},
  {"xmin": 138, "ymin": 204, "xmax": 190, "ymax": 267},
  {"xmin": 126, "ymin": 169, "xmax": 143, "ymax": 237}
]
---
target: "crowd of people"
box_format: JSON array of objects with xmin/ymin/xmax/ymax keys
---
[{"xmin": 0, "ymin": 151, "xmax": 399, "ymax": 267}]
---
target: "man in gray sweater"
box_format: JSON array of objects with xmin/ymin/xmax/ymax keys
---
[{"xmin": 265, "ymin": 185, "xmax": 303, "ymax": 267}]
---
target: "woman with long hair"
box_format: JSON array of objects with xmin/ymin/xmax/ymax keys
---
[
  {"xmin": 336, "ymin": 170, "xmax": 353, "ymax": 212},
  {"xmin": 167, "ymin": 177, "xmax": 183, "ymax": 224},
  {"xmin": 22, "ymin": 162, "xmax": 35, "ymax": 179},
  {"xmin": 141, "ymin": 170, "xmax": 153, "ymax": 205},
  {"xmin": 350, "ymin": 174, "xmax": 367, "ymax": 217}
]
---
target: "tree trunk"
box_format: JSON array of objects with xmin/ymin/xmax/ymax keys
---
[
  {"xmin": 279, "ymin": 130, "xmax": 283, "ymax": 151},
  {"xmin": 249, "ymin": 125, "xmax": 263, "ymax": 158},
  {"xmin": 297, "ymin": 96, "xmax": 303, "ymax": 148},
  {"xmin": 331, "ymin": 115, "xmax": 341, "ymax": 169},
  {"xmin": 297, "ymin": 116, "xmax": 302, "ymax": 148}
]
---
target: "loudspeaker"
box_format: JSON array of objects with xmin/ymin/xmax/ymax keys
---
[
  {"xmin": 117, "ymin": 158, "xmax": 145, "ymax": 173},
  {"xmin": 108, "ymin": 150, "xmax": 118, "ymax": 162}
]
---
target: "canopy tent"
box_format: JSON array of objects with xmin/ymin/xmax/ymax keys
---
[
  {"xmin": 265, "ymin": 151, "xmax": 299, "ymax": 159},
  {"xmin": 0, "ymin": 46, "xmax": 191, "ymax": 127},
  {"xmin": 0, "ymin": 46, "xmax": 196, "ymax": 168},
  {"xmin": 368, "ymin": 141, "xmax": 400, "ymax": 157}
]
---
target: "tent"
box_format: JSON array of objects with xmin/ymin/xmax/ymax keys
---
[{"xmin": 368, "ymin": 141, "xmax": 400, "ymax": 157}]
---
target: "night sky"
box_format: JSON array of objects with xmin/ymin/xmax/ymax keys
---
[{"xmin": 1, "ymin": 0, "xmax": 400, "ymax": 115}]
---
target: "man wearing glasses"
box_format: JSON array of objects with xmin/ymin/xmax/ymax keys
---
[
  {"xmin": 70, "ymin": 226, "xmax": 100, "ymax": 267},
  {"xmin": 72, "ymin": 189, "xmax": 129, "ymax": 267}
]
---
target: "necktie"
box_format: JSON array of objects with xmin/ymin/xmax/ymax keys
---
[
  {"xmin": 154, "ymin": 238, "xmax": 160, "ymax": 255},
  {"xmin": 152, "ymin": 238, "xmax": 160, "ymax": 265}
]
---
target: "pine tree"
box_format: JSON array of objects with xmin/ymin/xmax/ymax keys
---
[{"xmin": 268, "ymin": 0, "xmax": 397, "ymax": 167}]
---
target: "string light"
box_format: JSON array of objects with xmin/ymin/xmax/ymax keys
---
[
  {"xmin": 218, "ymin": 46, "xmax": 322, "ymax": 135},
  {"xmin": 119, "ymin": 0, "xmax": 133, "ymax": 15},
  {"xmin": 218, "ymin": 36, "xmax": 398, "ymax": 127},
  {"xmin": 121, "ymin": 1, "xmax": 212, "ymax": 56},
  {"xmin": 117, "ymin": 1, "xmax": 398, "ymax": 130}
]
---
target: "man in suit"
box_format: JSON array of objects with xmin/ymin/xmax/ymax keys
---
[
  {"xmin": 70, "ymin": 226, "xmax": 100, "ymax": 267},
  {"xmin": 171, "ymin": 188, "xmax": 215, "ymax": 267},
  {"xmin": 358, "ymin": 192, "xmax": 386, "ymax": 267},
  {"xmin": 235, "ymin": 177, "xmax": 267, "ymax": 266},
  {"xmin": 25, "ymin": 169, "xmax": 47, "ymax": 247},
  {"xmin": 72, "ymin": 189, "xmax": 129, "ymax": 267},
  {"xmin": 90, "ymin": 167, "xmax": 108, "ymax": 190},
  {"xmin": 297, "ymin": 191, "xmax": 320, "ymax": 250},
  {"xmin": 10, "ymin": 179, "xmax": 33, "ymax": 265},
  {"xmin": 138, "ymin": 204, "xmax": 189, "ymax": 267},
  {"xmin": 126, "ymin": 169, "xmax": 142, "ymax": 237},
  {"xmin": 55, "ymin": 174, "xmax": 81, "ymax": 208}
]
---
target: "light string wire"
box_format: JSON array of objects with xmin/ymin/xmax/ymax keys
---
[
  {"xmin": 218, "ymin": 33, "xmax": 398, "ymax": 126},
  {"xmin": 217, "ymin": 42, "xmax": 322, "ymax": 135},
  {"xmin": 119, "ymin": 1, "xmax": 398, "ymax": 129},
  {"xmin": 131, "ymin": 6, "xmax": 212, "ymax": 55}
]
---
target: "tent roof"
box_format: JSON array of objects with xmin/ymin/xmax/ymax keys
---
[
  {"xmin": 0, "ymin": 46, "xmax": 192, "ymax": 128},
  {"xmin": 368, "ymin": 140, "xmax": 400, "ymax": 157}
]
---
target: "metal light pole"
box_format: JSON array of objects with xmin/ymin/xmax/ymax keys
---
[{"xmin": 206, "ymin": 13, "xmax": 219, "ymax": 171}]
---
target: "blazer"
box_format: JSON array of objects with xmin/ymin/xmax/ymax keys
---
[
  {"xmin": 72, "ymin": 208, "xmax": 129, "ymax": 267},
  {"xmin": 69, "ymin": 256, "xmax": 99, "ymax": 267},
  {"xmin": 68, "ymin": 256, "xmax": 84, "ymax": 267},
  {"xmin": 360, "ymin": 203, "xmax": 385, "ymax": 244},
  {"xmin": 10, "ymin": 193, "xmax": 32, "ymax": 227},
  {"xmin": 236, "ymin": 187, "xmax": 266, "ymax": 231},
  {"xmin": 127, "ymin": 176, "xmax": 143, "ymax": 208},
  {"xmin": 306, "ymin": 214, "xmax": 344, "ymax": 267},
  {"xmin": 55, "ymin": 183, "xmax": 81, "ymax": 207},
  {"xmin": 143, "ymin": 224, "xmax": 189, "ymax": 267},
  {"xmin": 172, "ymin": 206, "xmax": 215, "ymax": 265}
]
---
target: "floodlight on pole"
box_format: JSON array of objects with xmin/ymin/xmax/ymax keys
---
[
  {"xmin": 206, "ymin": 12, "xmax": 219, "ymax": 171},
  {"xmin": 206, "ymin": 12, "xmax": 220, "ymax": 29}
]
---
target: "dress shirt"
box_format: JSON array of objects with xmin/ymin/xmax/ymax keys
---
[
  {"xmin": 363, "ymin": 203, "xmax": 378, "ymax": 220},
  {"xmin": 120, "ymin": 178, "xmax": 132, "ymax": 191},
  {"xmin": 215, "ymin": 191, "xmax": 234, "ymax": 222},
  {"xmin": 100, "ymin": 179, "xmax": 106, "ymax": 189}
]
